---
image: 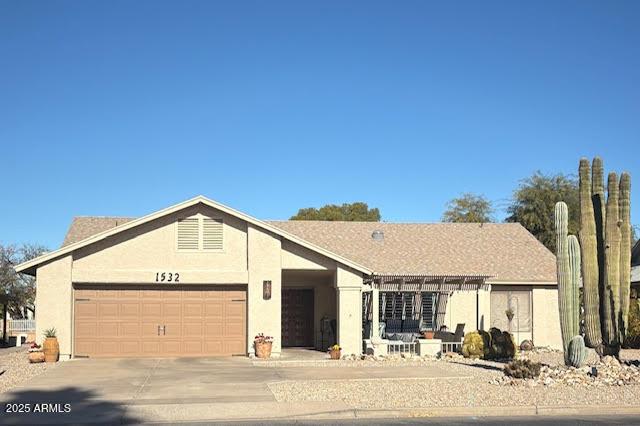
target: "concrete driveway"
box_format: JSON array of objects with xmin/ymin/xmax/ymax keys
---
[{"xmin": 0, "ymin": 357, "xmax": 466, "ymax": 425}]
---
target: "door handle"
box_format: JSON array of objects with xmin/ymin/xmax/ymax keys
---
[{"xmin": 163, "ymin": 325, "xmax": 167, "ymax": 336}]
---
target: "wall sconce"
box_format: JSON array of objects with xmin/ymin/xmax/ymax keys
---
[{"xmin": 263, "ymin": 280, "xmax": 272, "ymax": 300}]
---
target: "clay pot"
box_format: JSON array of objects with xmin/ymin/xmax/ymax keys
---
[
  {"xmin": 255, "ymin": 341, "xmax": 272, "ymax": 359},
  {"xmin": 28, "ymin": 352, "xmax": 45, "ymax": 363},
  {"xmin": 422, "ymin": 330, "xmax": 435, "ymax": 339},
  {"xmin": 42, "ymin": 337, "xmax": 59, "ymax": 363},
  {"xmin": 329, "ymin": 349, "xmax": 341, "ymax": 360}
]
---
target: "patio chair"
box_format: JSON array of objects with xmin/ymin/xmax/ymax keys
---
[{"xmin": 383, "ymin": 319, "xmax": 402, "ymax": 340}]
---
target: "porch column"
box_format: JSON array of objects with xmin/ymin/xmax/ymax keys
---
[
  {"xmin": 371, "ymin": 287, "xmax": 380, "ymax": 342},
  {"xmin": 247, "ymin": 225, "xmax": 282, "ymax": 357},
  {"xmin": 335, "ymin": 265, "xmax": 363, "ymax": 356}
]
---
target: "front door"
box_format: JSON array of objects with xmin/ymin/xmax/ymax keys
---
[{"xmin": 281, "ymin": 289, "xmax": 314, "ymax": 347}]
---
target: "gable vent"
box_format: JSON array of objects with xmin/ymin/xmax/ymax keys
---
[
  {"xmin": 177, "ymin": 217, "xmax": 200, "ymax": 250},
  {"xmin": 202, "ymin": 218, "xmax": 223, "ymax": 250}
]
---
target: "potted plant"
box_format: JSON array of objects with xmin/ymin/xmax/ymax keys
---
[
  {"xmin": 254, "ymin": 333, "xmax": 273, "ymax": 359},
  {"xmin": 28, "ymin": 343, "xmax": 45, "ymax": 363},
  {"xmin": 328, "ymin": 344, "xmax": 342, "ymax": 359},
  {"xmin": 505, "ymin": 308, "xmax": 515, "ymax": 332},
  {"xmin": 42, "ymin": 328, "xmax": 59, "ymax": 363},
  {"xmin": 422, "ymin": 329, "xmax": 435, "ymax": 339}
]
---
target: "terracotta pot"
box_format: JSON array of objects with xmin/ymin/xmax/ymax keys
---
[
  {"xmin": 329, "ymin": 349, "xmax": 341, "ymax": 360},
  {"xmin": 28, "ymin": 352, "xmax": 45, "ymax": 363},
  {"xmin": 42, "ymin": 337, "xmax": 59, "ymax": 363},
  {"xmin": 422, "ymin": 331, "xmax": 435, "ymax": 339},
  {"xmin": 255, "ymin": 341, "xmax": 272, "ymax": 359}
]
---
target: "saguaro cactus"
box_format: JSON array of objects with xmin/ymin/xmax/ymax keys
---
[
  {"xmin": 575, "ymin": 157, "xmax": 632, "ymax": 358},
  {"xmin": 578, "ymin": 159, "xmax": 602, "ymax": 348},
  {"xmin": 555, "ymin": 202, "xmax": 584, "ymax": 366},
  {"xmin": 619, "ymin": 172, "xmax": 632, "ymax": 340}
]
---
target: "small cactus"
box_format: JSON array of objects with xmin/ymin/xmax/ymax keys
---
[{"xmin": 567, "ymin": 335, "xmax": 589, "ymax": 368}]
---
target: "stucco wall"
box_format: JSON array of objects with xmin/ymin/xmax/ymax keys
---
[
  {"xmin": 443, "ymin": 290, "xmax": 478, "ymax": 333},
  {"xmin": 247, "ymin": 224, "xmax": 282, "ymax": 356},
  {"xmin": 532, "ymin": 286, "xmax": 562, "ymax": 349},
  {"xmin": 281, "ymin": 240, "xmax": 336, "ymax": 270},
  {"xmin": 334, "ymin": 265, "xmax": 363, "ymax": 355},
  {"xmin": 72, "ymin": 204, "xmax": 249, "ymax": 284},
  {"xmin": 35, "ymin": 255, "xmax": 73, "ymax": 359}
]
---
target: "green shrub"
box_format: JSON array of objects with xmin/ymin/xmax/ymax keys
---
[
  {"xmin": 504, "ymin": 359, "xmax": 542, "ymax": 379},
  {"xmin": 462, "ymin": 330, "xmax": 490, "ymax": 359},
  {"xmin": 624, "ymin": 298, "xmax": 640, "ymax": 349},
  {"xmin": 462, "ymin": 328, "xmax": 516, "ymax": 360}
]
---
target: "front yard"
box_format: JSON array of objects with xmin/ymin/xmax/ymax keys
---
[
  {"xmin": 0, "ymin": 346, "xmax": 58, "ymax": 394},
  {"xmin": 267, "ymin": 349, "xmax": 640, "ymax": 409}
]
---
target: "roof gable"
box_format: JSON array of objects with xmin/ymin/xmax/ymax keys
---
[{"xmin": 14, "ymin": 196, "xmax": 372, "ymax": 275}]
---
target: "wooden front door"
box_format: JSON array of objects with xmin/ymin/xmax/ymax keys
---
[{"xmin": 281, "ymin": 289, "xmax": 314, "ymax": 347}]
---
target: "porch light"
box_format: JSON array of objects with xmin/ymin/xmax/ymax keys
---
[{"xmin": 263, "ymin": 280, "xmax": 272, "ymax": 300}]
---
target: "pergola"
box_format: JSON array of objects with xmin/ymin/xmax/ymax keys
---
[{"xmin": 363, "ymin": 274, "xmax": 492, "ymax": 340}]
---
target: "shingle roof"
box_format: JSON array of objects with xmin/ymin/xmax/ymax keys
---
[
  {"xmin": 267, "ymin": 221, "xmax": 556, "ymax": 282},
  {"xmin": 62, "ymin": 216, "xmax": 556, "ymax": 283},
  {"xmin": 62, "ymin": 217, "xmax": 135, "ymax": 247}
]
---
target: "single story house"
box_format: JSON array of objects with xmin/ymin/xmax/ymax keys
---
[{"xmin": 15, "ymin": 196, "xmax": 562, "ymax": 360}]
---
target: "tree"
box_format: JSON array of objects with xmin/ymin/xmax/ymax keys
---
[
  {"xmin": 442, "ymin": 193, "xmax": 494, "ymax": 223},
  {"xmin": 290, "ymin": 202, "xmax": 381, "ymax": 221},
  {"xmin": 0, "ymin": 243, "xmax": 47, "ymax": 318},
  {"xmin": 506, "ymin": 172, "xmax": 579, "ymax": 253}
]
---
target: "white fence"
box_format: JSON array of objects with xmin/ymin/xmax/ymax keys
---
[{"xmin": 7, "ymin": 319, "xmax": 36, "ymax": 334}]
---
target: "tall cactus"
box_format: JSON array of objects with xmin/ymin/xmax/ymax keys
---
[
  {"xmin": 619, "ymin": 172, "xmax": 631, "ymax": 341},
  {"xmin": 578, "ymin": 159, "xmax": 602, "ymax": 348},
  {"xmin": 574, "ymin": 157, "xmax": 632, "ymax": 358},
  {"xmin": 555, "ymin": 202, "xmax": 584, "ymax": 366},
  {"xmin": 603, "ymin": 172, "xmax": 621, "ymax": 350}
]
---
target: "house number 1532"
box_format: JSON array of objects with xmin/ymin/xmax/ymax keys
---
[{"xmin": 155, "ymin": 272, "xmax": 180, "ymax": 283}]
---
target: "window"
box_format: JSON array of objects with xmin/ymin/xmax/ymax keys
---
[
  {"xmin": 176, "ymin": 215, "xmax": 223, "ymax": 251},
  {"xmin": 490, "ymin": 289, "xmax": 531, "ymax": 332}
]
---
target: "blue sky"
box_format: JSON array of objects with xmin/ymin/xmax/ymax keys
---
[{"xmin": 1, "ymin": 1, "xmax": 639, "ymax": 249}]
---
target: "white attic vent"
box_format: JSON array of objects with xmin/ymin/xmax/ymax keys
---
[
  {"xmin": 176, "ymin": 215, "xmax": 224, "ymax": 251},
  {"xmin": 202, "ymin": 218, "xmax": 223, "ymax": 250},
  {"xmin": 177, "ymin": 217, "xmax": 200, "ymax": 250},
  {"xmin": 372, "ymin": 230, "xmax": 384, "ymax": 241}
]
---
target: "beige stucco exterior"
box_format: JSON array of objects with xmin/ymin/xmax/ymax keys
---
[
  {"xmin": 24, "ymin": 197, "xmax": 562, "ymax": 360},
  {"xmin": 30, "ymin": 202, "xmax": 366, "ymax": 359}
]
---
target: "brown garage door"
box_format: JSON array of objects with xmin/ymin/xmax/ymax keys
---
[{"xmin": 73, "ymin": 285, "xmax": 246, "ymax": 358}]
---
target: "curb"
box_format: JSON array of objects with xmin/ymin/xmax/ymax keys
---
[{"xmin": 126, "ymin": 402, "xmax": 640, "ymax": 424}]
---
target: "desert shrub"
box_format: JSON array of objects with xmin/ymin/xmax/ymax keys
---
[
  {"xmin": 504, "ymin": 359, "xmax": 542, "ymax": 379},
  {"xmin": 624, "ymin": 298, "xmax": 640, "ymax": 349},
  {"xmin": 489, "ymin": 327, "xmax": 516, "ymax": 359}
]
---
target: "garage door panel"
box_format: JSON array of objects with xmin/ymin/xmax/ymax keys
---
[
  {"xmin": 120, "ymin": 323, "xmax": 141, "ymax": 337},
  {"xmin": 97, "ymin": 321, "xmax": 120, "ymax": 338},
  {"xmin": 76, "ymin": 302, "xmax": 98, "ymax": 317},
  {"xmin": 74, "ymin": 285, "xmax": 246, "ymax": 358},
  {"xmin": 75, "ymin": 322, "xmax": 97, "ymax": 338},
  {"xmin": 204, "ymin": 302, "xmax": 223, "ymax": 317},
  {"xmin": 163, "ymin": 303, "xmax": 182, "ymax": 318},
  {"xmin": 120, "ymin": 303, "xmax": 141, "ymax": 317},
  {"xmin": 183, "ymin": 322, "xmax": 203, "ymax": 337},
  {"xmin": 142, "ymin": 303, "xmax": 162, "ymax": 317}
]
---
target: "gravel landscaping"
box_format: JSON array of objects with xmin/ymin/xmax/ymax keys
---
[
  {"xmin": 0, "ymin": 347, "xmax": 58, "ymax": 394},
  {"xmin": 268, "ymin": 348, "xmax": 640, "ymax": 409}
]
